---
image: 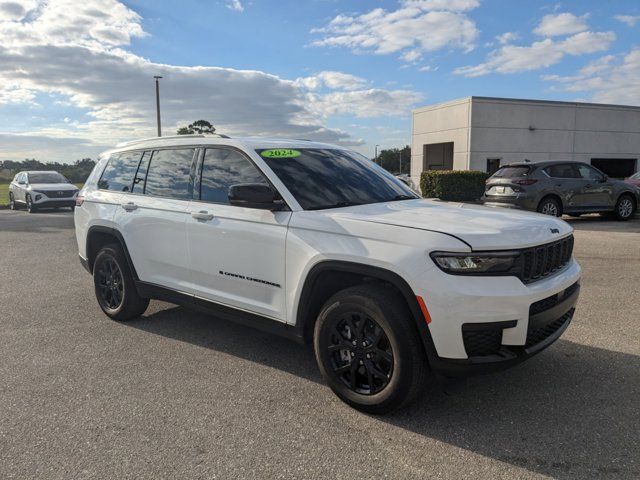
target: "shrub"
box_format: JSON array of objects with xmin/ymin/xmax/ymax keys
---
[{"xmin": 420, "ymin": 170, "xmax": 489, "ymax": 202}]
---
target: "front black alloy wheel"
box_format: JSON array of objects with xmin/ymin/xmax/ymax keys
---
[
  {"xmin": 314, "ymin": 285, "xmax": 428, "ymax": 414},
  {"xmin": 93, "ymin": 244, "xmax": 149, "ymax": 321},
  {"xmin": 327, "ymin": 312, "xmax": 394, "ymax": 395}
]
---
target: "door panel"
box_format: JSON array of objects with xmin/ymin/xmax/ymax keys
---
[
  {"xmin": 186, "ymin": 146, "xmax": 290, "ymax": 321},
  {"xmin": 187, "ymin": 205, "xmax": 290, "ymax": 320},
  {"xmin": 575, "ymin": 164, "xmax": 612, "ymax": 207}
]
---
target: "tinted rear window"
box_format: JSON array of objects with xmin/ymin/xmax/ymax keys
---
[
  {"xmin": 98, "ymin": 152, "xmax": 142, "ymax": 192},
  {"xmin": 491, "ymin": 166, "xmax": 531, "ymax": 178},
  {"xmin": 144, "ymin": 149, "xmax": 195, "ymax": 200}
]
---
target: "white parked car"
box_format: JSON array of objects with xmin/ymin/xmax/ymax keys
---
[
  {"xmin": 9, "ymin": 170, "xmax": 79, "ymax": 212},
  {"xmin": 74, "ymin": 135, "xmax": 581, "ymax": 413}
]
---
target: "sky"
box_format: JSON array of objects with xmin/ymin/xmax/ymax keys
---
[{"xmin": 0, "ymin": 0, "xmax": 639, "ymax": 163}]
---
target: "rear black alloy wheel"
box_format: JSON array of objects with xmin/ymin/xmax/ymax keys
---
[
  {"xmin": 9, "ymin": 193, "xmax": 15, "ymax": 210},
  {"xmin": 97, "ymin": 257, "xmax": 124, "ymax": 310},
  {"xmin": 93, "ymin": 244, "xmax": 149, "ymax": 321},
  {"xmin": 314, "ymin": 285, "xmax": 428, "ymax": 414},
  {"xmin": 327, "ymin": 312, "xmax": 394, "ymax": 395}
]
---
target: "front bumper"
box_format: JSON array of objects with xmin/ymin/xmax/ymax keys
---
[{"xmin": 414, "ymin": 258, "xmax": 581, "ymax": 376}]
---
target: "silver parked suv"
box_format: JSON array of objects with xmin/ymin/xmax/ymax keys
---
[
  {"xmin": 9, "ymin": 171, "xmax": 79, "ymax": 213},
  {"xmin": 482, "ymin": 161, "xmax": 639, "ymax": 220}
]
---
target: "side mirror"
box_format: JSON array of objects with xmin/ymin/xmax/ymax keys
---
[{"xmin": 228, "ymin": 183, "xmax": 282, "ymax": 210}]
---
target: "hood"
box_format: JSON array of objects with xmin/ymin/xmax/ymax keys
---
[
  {"xmin": 29, "ymin": 183, "xmax": 78, "ymax": 191},
  {"xmin": 320, "ymin": 199, "xmax": 572, "ymax": 250}
]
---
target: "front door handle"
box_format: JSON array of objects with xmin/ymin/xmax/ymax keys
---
[
  {"xmin": 191, "ymin": 210, "xmax": 214, "ymax": 221},
  {"xmin": 122, "ymin": 202, "xmax": 138, "ymax": 211}
]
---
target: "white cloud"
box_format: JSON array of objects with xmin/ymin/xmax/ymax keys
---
[
  {"xmin": 296, "ymin": 71, "xmax": 369, "ymax": 91},
  {"xmin": 226, "ymin": 0, "xmax": 244, "ymax": 13},
  {"xmin": 455, "ymin": 10, "xmax": 615, "ymax": 78},
  {"xmin": 310, "ymin": 89, "xmax": 423, "ymax": 118},
  {"xmin": 543, "ymin": 49, "xmax": 640, "ymax": 105},
  {"xmin": 0, "ymin": 0, "xmax": 37, "ymax": 21},
  {"xmin": 496, "ymin": 31, "xmax": 518, "ymax": 44},
  {"xmin": 0, "ymin": 1, "xmax": 428, "ymax": 160},
  {"xmin": 311, "ymin": 1, "xmax": 479, "ymax": 62},
  {"xmin": 614, "ymin": 14, "xmax": 640, "ymax": 27},
  {"xmin": 534, "ymin": 12, "xmax": 589, "ymax": 37}
]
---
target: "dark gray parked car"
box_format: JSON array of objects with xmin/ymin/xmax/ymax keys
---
[{"xmin": 482, "ymin": 161, "xmax": 639, "ymax": 221}]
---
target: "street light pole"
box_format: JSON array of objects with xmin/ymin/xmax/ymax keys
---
[
  {"xmin": 154, "ymin": 76, "xmax": 163, "ymax": 137},
  {"xmin": 399, "ymin": 150, "xmax": 402, "ymax": 174},
  {"xmin": 374, "ymin": 144, "xmax": 380, "ymax": 165}
]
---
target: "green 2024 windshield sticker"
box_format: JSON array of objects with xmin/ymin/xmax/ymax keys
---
[{"xmin": 260, "ymin": 149, "xmax": 301, "ymax": 159}]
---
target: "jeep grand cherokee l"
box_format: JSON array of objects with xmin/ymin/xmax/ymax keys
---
[{"xmin": 75, "ymin": 135, "xmax": 582, "ymax": 413}]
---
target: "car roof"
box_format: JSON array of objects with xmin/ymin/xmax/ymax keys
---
[
  {"xmin": 500, "ymin": 161, "xmax": 587, "ymax": 169},
  {"xmin": 103, "ymin": 134, "xmax": 347, "ymax": 156}
]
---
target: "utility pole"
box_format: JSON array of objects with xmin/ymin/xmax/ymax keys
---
[
  {"xmin": 154, "ymin": 76, "xmax": 163, "ymax": 137},
  {"xmin": 374, "ymin": 144, "xmax": 380, "ymax": 165},
  {"xmin": 398, "ymin": 149, "xmax": 402, "ymax": 174}
]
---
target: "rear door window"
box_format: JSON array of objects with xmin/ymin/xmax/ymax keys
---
[
  {"xmin": 144, "ymin": 148, "xmax": 195, "ymax": 200},
  {"xmin": 491, "ymin": 166, "xmax": 531, "ymax": 178},
  {"xmin": 545, "ymin": 164, "xmax": 580, "ymax": 179},
  {"xmin": 98, "ymin": 151, "xmax": 142, "ymax": 192},
  {"xmin": 199, "ymin": 148, "xmax": 268, "ymax": 204}
]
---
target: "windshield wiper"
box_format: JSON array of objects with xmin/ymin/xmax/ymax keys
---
[
  {"xmin": 307, "ymin": 201, "xmax": 360, "ymax": 211},
  {"xmin": 388, "ymin": 194, "xmax": 418, "ymax": 201}
]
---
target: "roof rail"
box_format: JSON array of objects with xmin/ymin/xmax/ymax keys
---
[{"xmin": 115, "ymin": 133, "xmax": 231, "ymax": 148}]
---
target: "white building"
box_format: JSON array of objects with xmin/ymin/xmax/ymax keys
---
[{"xmin": 411, "ymin": 96, "xmax": 640, "ymax": 186}]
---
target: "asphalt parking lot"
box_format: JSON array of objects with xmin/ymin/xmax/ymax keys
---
[{"xmin": 0, "ymin": 209, "xmax": 638, "ymax": 479}]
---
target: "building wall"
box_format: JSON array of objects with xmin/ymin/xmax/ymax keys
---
[
  {"xmin": 411, "ymin": 97, "xmax": 640, "ymax": 188},
  {"xmin": 468, "ymin": 98, "xmax": 640, "ymax": 171},
  {"xmin": 411, "ymin": 97, "xmax": 471, "ymax": 187}
]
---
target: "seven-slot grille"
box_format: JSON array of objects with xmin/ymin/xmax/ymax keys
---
[{"xmin": 520, "ymin": 235, "xmax": 573, "ymax": 283}]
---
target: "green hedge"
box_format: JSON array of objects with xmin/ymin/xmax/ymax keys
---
[{"xmin": 420, "ymin": 170, "xmax": 489, "ymax": 202}]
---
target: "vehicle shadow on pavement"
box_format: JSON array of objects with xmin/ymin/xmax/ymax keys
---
[{"xmin": 128, "ymin": 305, "xmax": 639, "ymax": 479}]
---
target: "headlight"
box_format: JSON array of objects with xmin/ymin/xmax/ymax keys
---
[{"xmin": 430, "ymin": 251, "xmax": 519, "ymax": 275}]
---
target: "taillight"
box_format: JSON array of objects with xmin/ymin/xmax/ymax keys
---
[
  {"xmin": 513, "ymin": 179, "xmax": 538, "ymax": 186},
  {"xmin": 76, "ymin": 196, "xmax": 85, "ymax": 206}
]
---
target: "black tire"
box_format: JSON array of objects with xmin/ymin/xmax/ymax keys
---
[
  {"xmin": 613, "ymin": 194, "xmax": 636, "ymax": 221},
  {"xmin": 9, "ymin": 192, "xmax": 16, "ymax": 210},
  {"xmin": 537, "ymin": 196, "xmax": 562, "ymax": 217},
  {"xmin": 26, "ymin": 194, "xmax": 37, "ymax": 213},
  {"xmin": 313, "ymin": 285, "xmax": 428, "ymax": 414},
  {"xmin": 70, "ymin": 205, "xmax": 75, "ymax": 212},
  {"xmin": 93, "ymin": 243, "xmax": 149, "ymax": 321}
]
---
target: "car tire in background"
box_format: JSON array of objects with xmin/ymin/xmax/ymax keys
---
[
  {"xmin": 93, "ymin": 243, "xmax": 149, "ymax": 321},
  {"xmin": 614, "ymin": 194, "xmax": 636, "ymax": 221},
  {"xmin": 9, "ymin": 193, "xmax": 16, "ymax": 210},
  {"xmin": 537, "ymin": 196, "xmax": 562, "ymax": 217},
  {"xmin": 26, "ymin": 194, "xmax": 37, "ymax": 213},
  {"xmin": 313, "ymin": 285, "xmax": 428, "ymax": 414}
]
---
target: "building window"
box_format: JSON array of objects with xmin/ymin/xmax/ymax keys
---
[
  {"xmin": 590, "ymin": 158, "xmax": 637, "ymax": 179},
  {"xmin": 486, "ymin": 158, "xmax": 501, "ymax": 174}
]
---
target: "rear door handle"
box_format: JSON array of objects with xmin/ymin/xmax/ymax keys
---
[
  {"xmin": 191, "ymin": 210, "xmax": 214, "ymax": 221},
  {"xmin": 122, "ymin": 202, "xmax": 138, "ymax": 211}
]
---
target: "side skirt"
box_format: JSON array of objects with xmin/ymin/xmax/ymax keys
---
[{"xmin": 135, "ymin": 281, "xmax": 305, "ymax": 344}]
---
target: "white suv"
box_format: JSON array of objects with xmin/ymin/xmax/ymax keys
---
[
  {"xmin": 75, "ymin": 135, "xmax": 581, "ymax": 413},
  {"xmin": 9, "ymin": 170, "xmax": 79, "ymax": 212}
]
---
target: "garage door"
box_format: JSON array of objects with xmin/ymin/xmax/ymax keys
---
[{"xmin": 591, "ymin": 158, "xmax": 637, "ymax": 178}]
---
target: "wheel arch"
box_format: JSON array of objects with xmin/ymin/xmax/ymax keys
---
[
  {"xmin": 85, "ymin": 226, "xmax": 138, "ymax": 280},
  {"xmin": 295, "ymin": 260, "xmax": 439, "ymax": 362}
]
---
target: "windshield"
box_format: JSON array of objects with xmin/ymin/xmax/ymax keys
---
[
  {"xmin": 257, "ymin": 148, "xmax": 418, "ymax": 210},
  {"xmin": 28, "ymin": 172, "xmax": 69, "ymax": 184},
  {"xmin": 491, "ymin": 166, "xmax": 532, "ymax": 178}
]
